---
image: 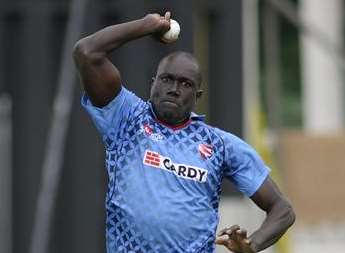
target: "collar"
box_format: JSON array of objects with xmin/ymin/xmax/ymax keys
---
[{"xmin": 148, "ymin": 101, "xmax": 205, "ymax": 130}]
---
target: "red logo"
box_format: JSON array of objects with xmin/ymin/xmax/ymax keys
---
[
  {"xmin": 143, "ymin": 150, "xmax": 161, "ymax": 167},
  {"xmin": 144, "ymin": 124, "xmax": 153, "ymax": 136},
  {"xmin": 199, "ymin": 144, "xmax": 213, "ymax": 159}
]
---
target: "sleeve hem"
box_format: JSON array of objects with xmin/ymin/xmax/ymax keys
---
[
  {"xmin": 247, "ymin": 168, "xmax": 270, "ymax": 197},
  {"xmin": 81, "ymin": 86, "xmax": 125, "ymax": 112}
]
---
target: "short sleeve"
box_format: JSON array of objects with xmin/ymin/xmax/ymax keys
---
[
  {"xmin": 81, "ymin": 86, "xmax": 143, "ymax": 146},
  {"xmin": 221, "ymin": 132, "xmax": 270, "ymax": 197}
]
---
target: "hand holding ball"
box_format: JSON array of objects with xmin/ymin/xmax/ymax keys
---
[{"xmin": 161, "ymin": 19, "xmax": 180, "ymax": 43}]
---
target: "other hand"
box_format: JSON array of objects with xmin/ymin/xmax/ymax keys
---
[{"xmin": 215, "ymin": 225, "xmax": 255, "ymax": 253}]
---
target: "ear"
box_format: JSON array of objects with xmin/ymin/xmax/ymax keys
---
[
  {"xmin": 196, "ymin": 89, "xmax": 203, "ymax": 100},
  {"xmin": 151, "ymin": 77, "xmax": 156, "ymax": 86}
]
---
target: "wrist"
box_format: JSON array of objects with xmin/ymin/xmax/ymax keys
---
[
  {"xmin": 141, "ymin": 15, "xmax": 157, "ymax": 33},
  {"xmin": 142, "ymin": 14, "xmax": 169, "ymax": 34}
]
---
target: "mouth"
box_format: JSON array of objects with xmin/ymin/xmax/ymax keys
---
[{"xmin": 161, "ymin": 100, "xmax": 179, "ymax": 107}]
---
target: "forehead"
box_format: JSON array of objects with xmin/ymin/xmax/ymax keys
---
[{"xmin": 157, "ymin": 55, "xmax": 200, "ymax": 82}]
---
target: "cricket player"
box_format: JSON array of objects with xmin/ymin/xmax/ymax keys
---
[{"xmin": 73, "ymin": 12, "xmax": 295, "ymax": 253}]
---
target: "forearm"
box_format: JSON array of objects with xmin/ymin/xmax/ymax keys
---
[
  {"xmin": 74, "ymin": 16, "xmax": 160, "ymax": 59},
  {"xmin": 249, "ymin": 200, "xmax": 295, "ymax": 252}
]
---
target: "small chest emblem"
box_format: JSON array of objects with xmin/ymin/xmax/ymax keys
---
[
  {"xmin": 199, "ymin": 143, "xmax": 213, "ymax": 159},
  {"xmin": 140, "ymin": 123, "xmax": 165, "ymax": 142},
  {"xmin": 143, "ymin": 124, "xmax": 153, "ymax": 135}
]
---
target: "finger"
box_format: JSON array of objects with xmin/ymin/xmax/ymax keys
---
[
  {"xmin": 217, "ymin": 228, "xmax": 229, "ymax": 236},
  {"xmin": 236, "ymin": 229, "xmax": 248, "ymax": 239},
  {"xmin": 218, "ymin": 225, "xmax": 240, "ymax": 236},
  {"xmin": 164, "ymin": 11, "xmax": 171, "ymax": 21},
  {"xmin": 244, "ymin": 238, "xmax": 251, "ymax": 245},
  {"xmin": 225, "ymin": 225, "xmax": 240, "ymax": 236},
  {"xmin": 232, "ymin": 229, "xmax": 247, "ymax": 244},
  {"xmin": 215, "ymin": 238, "xmax": 229, "ymax": 246}
]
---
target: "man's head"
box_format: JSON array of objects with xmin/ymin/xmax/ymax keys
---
[{"xmin": 150, "ymin": 51, "xmax": 203, "ymax": 126}]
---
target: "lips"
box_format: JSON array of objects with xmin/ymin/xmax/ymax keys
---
[{"xmin": 161, "ymin": 100, "xmax": 179, "ymax": 106}]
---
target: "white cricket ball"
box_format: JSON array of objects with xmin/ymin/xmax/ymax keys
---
[{"xmin": 161, "ymin": 19, "xmax": 180, "ymax": 43}]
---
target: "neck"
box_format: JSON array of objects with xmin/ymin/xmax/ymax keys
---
[
  {"xmin": 157, "ymin": 116, "xmax": 189, "ymax": 126},
  {"xmin": 156, "ymin": 116, "xmax": 191, "ymax": 130}
]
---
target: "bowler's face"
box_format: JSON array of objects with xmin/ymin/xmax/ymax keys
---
[{"xmin": 150, "ymin": 55, "xmax": 202, "ymax": 125}]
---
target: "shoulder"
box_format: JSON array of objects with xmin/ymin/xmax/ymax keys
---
[
  {"xmin": 199, "ymin": 123, "xmax": 242, "ymax": 148},
  {"xmin": 201, "ymin": 124, "xmax": 257, "ymax": 162},
  {"xmin": 190, "ymin": 122, "xmax": 235, "ymax": 156},
  {"xmin": 212, "ymin": 127, "xmax": 252, "ymax": 151}
]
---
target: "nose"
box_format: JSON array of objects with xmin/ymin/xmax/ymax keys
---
[{"xmin": 167, "ymin": 80, "xmax": 180, "ymax": 96}]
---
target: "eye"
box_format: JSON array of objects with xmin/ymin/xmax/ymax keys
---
[
  {"xmin": 180, "ymin": 80, "xmax": 193, "ymax": 88},
  {"xmin": 160, "ymin": 76, "xmax": 173, "ymax": 84}
]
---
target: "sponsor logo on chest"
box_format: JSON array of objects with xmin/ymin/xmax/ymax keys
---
[{"xmin": 143, "ymin": 150, "xmax": 208, "ymax": 183}]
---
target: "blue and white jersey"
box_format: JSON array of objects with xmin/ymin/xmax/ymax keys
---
[{"xmin": 81, "ymin": 86, "xmax": 270, "ymax": 253}]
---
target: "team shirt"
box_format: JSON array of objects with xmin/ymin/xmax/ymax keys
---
[{"xmin": 81, "ymin": 86, "xmax": 270, "ymax": 253}]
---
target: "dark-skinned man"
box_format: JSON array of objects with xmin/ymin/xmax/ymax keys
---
[{"xmin": 73, "ymin": 11, "xmax": 295, "ymax": 253}]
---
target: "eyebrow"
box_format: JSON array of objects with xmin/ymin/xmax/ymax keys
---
[{"xmin": 159, "ymin": 73, "xmax": 196, "ymax": 85}]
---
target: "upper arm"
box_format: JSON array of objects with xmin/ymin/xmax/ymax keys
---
[
  {"xmin": 81, "ymin": 87, "xmax": 144, "ymax": 149},
  {"xmin": 221, "ymin": 132, "xmax": 270, "ymax": 197},
  {"xmin": 73, "ymin": 39, "xmax": 121, "ymax": 107},
  {"xmin": 250, "ymin": 176, "xmax": 284, "ymax": 212}
]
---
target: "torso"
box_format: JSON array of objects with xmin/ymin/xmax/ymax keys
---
[{"xmin": 104, "ymin": 103, "xmax": 225, "ymax": 253}]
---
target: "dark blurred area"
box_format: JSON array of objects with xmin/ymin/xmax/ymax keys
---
[{"xmin": 0, "ymin": 0, "xmax": 244, "ymax": 252}]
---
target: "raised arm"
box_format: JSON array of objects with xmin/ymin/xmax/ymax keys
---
[
  {"xmin": 216, "ymin": 176, "xmax": 295, "ymax": 252},
  {"xmin": 73, "ymin": 12, "xmax": 171, "ymax": 107}
]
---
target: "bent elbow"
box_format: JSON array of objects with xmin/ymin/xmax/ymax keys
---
[
  {"xmin": 73, "ymin": 37, "xmax": 103, "ymax": 65},
  {"xmin": 289, "ymin": 207, "xmax": 296, "ymax": 227},
  {"xmin": 73, "ymin": 39, "xmax": 89, "ymax": 64},
  {"xmin": 284, "ymin": 202, "xmax": 296, "ymax": 228}
]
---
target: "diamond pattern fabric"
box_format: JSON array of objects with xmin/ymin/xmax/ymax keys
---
[{"xmin": 81, "ymin": 87, "xmax": 270, "ymax": 253}]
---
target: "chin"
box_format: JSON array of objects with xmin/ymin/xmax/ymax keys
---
[
  {"xmin": 160, "ymin": 111, "xmax": 179, "ymax": 123},
  {"xmin": 153, "ymin": 104, "xmax": 186, "ymax": 124}
]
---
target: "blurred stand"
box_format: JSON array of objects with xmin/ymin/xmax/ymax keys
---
[
  {"xmin": 279, "ymin": 132, "xmax": 345, "ymax": 253},
  {"xmin": 242, "ymin": 0, "xmax": 260, "ymax": 141},
  {"xmin": 280, "ymin": 132, "xmax": 345, "ymax": 223},
  {"xmin": 265, "ymin": 0, "xmax": 345, "ymax": 133},
  {"xmin": 29, "ymin": 0, "xmax": 88, "ymax": 253},
  {"xmin": 300, "ymin": 0, "xmax": 344, "ymax": 133},
  {"xmin": 262, "ymin": 1, "xmax": 345, "ymax": 253},
  {"xmin": 263, "ymin": 3, "xmax": 282, "ymax": 134},
  {"xmin": 0, "ymin": 94, "xmax": 12, "ymax": 253}
]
